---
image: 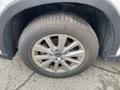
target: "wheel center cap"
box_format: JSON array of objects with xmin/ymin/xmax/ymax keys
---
[{"xmin": 55, "ymin": 53, "xmax": 62, "ymax": 57}]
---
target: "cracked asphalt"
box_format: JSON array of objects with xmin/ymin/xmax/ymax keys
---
[{"xmin": 0, "ymin": 54, "xmax": 120, "ymax": 90}]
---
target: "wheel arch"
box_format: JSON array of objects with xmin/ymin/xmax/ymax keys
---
[{"xmin": 0, "ymin": 0, "xmax": 120, "ymax": 60}]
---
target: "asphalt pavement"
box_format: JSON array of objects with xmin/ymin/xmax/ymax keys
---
[{"xmin": 0, "ymin": 54, "xmax": 120, "ymax": 90}]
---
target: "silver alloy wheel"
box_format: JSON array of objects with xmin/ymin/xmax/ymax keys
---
[{"xmin": 32, "ymin": 34, "xmax": 86, "ymax": 73}]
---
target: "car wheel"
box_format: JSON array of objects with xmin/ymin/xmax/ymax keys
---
[{"xmin": 18, "ymin": 13, "xmax": 99, "ymax": 78}]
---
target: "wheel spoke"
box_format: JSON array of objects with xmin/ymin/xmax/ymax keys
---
[
  {"xmin": 53, "ymin": 61, "xmax": 59, "ymax": 71},
  {"xmin": 44, "ymin": 37, "xmax": 56, "ymax": 51},
  {"xmin": 64, "ymin": 57, "xmax": 80, "ymax": 64},
  {"xmin": 34, "ymin": 44, "xmax": 52, "ymax": 54},
  {"xmin": 34, "ymin": 55, "xmax": 53, "ymax": 60},
  {"xmin": 61, "ymin": 60, "xmax": 71, "ymax": 71},
  {"xmin": 40, "ymin": 59, "xmax": 53, "ymax": 69},
  {"xmin": 65, "ymin": 50, "xmax": 85, "ymax": 57},
  {"xmin": 62, "ymin": 41, "xmax": 80, "ymax": 53},
  {"xmin": 58, "ymin": 35, "xmax": 67, "ymax": 51}
]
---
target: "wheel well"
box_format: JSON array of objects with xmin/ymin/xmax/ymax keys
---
[{"xmin": 4, "ymin": 3, "xmax": 113, "ymax": 58}]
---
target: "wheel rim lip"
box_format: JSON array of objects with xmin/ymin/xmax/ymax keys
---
[{"xmin": 31, "ymin": 34, "xmax": 86, "ymax": 73}]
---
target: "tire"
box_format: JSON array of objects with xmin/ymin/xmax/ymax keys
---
[{"xmin": 18, "ymin": 13, "xmax": 99, "ymax": 78}]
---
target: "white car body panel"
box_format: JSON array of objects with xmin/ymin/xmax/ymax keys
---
[
  {"xmin": 0, "ymin": 0, "xmax": 120, "ymax": 15},
  {"xmin": 108, "ymin": 0, "xmax": 120, "ymax": 15}
]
